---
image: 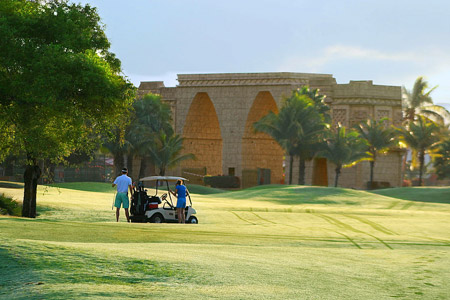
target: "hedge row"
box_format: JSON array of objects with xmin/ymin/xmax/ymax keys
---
[{"xmin": 203, "ymin": 175, "xmax": 240, "ymax": 188}]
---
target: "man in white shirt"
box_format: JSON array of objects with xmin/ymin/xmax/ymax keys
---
[{"xmin": 112, "ymin": 168, "xmax": 133, "ymax": 222}]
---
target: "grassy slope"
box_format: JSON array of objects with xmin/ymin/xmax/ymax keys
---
[
  {"xmin": 0, "ymin": 184, "xmax": 449, "ymax": 299},
  {"xmin": 371, "ymin": 186, "xmax": 450, "ymax": 204}
]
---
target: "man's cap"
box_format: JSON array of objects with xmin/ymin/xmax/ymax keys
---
[{"xmin": 121, "ymin": 168, "xmax": 128, "ymax": 173}]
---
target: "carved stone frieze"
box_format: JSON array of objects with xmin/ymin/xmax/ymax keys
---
[
  {"xmin": 333, "ymin": 98, "xmax": 402, "ymax": 106},
  {"xmin": 178, "ymin": 78, "xmax": 309, "ymax": 87}
]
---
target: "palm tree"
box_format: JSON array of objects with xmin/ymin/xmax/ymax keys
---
[
  {"xmin": 355, "ymin": 118, "xmax": 398, "ymax": 188},
  {"xmin": 433, "ymin": 132, "xmax": 450, "ymax": 180},
  {"xmin": 296, "ymin": 86, "xmax": 331, "ymax": 123},
  {"xmin": 124, "ymin": 93, "xmax": 174, "ymax": 177},
  {"xmin": 102, "ymin": 128, "xmax": 130, "ymax": 177},
  {"xmin": 403, "ymin": 76, "xmax": 450, "ymax": 124},
  {"xmin": 253, "ymin": 93, "xmax": 326, "ymax": 185},
  {"xmin": 148, "ymin": 131, "xmax": 195, "ymax": 176},
  {"xmin": 287, "ymin": 95, "xmax": 328, "ymax": 185},
  {"xmin": 397, "ymin": 116, "xmax": 441, "ymax": 185},
  {"xmin": 319, "ymin": 124, "xmax": 370, "ymax": 187},
  {"xmin": 253, "ymin": 102, "xmax": 298, "ymax": 185}
]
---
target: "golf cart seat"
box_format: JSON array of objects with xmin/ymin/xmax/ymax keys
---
[{"xmin": 148, "ymin": 195, "xmax": 161, "ymax": 204}]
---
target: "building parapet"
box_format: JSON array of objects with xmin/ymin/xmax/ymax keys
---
[{"xmin": 177, "ymin": 72, "xmax": 335, "ymax": 87}]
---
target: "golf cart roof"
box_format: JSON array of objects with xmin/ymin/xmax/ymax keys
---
[{"xmin": 139, "ymin": 176, "xmax": 188, "ymax": 182}]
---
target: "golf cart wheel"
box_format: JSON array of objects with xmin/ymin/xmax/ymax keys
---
[
  {"xmin": 149, "ymin": 213, "xmax": 165, "ymax": 223},
  {"xmin": 187, "ymin": 216, "xmax": 198, "ymax": 224}
]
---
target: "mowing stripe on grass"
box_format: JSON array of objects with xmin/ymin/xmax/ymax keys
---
[
  {"xmin": 230, "ymin": 211, "xmax": 257, "ymax": 225},
  {"xmin": 401, "ymin": 202, "xmax": 415, "ymax": 210},
  {"xmin": 386, "ymin": 201, "xmax": 399, "ymax": 209},
  {"xmin": 342, "ymin": 214, "xmax": 397, "ymax": 235},
  {"xmin": 251, "ymin": 212, "xmax": 277, "ymax": 224},
  {"xmin": 313, "ymin": 213, "xmax": 393, "ymax": 250},
  {"xmin": 322, "ymin": 229, "xmax": 362, "ymax": 249}
]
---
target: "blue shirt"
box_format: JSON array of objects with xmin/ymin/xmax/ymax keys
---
[
  {"xmin": 175, "ymin": 185, "xmax": 186, "ymax": 198},
  {"xmin": 114, "ymin": 174, "xmax": 132, "ymax": 193}
]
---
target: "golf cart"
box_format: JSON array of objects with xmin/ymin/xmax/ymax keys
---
[{"xmin": 129, "ymin": 176, "xmax": 198, "ymax": 224}]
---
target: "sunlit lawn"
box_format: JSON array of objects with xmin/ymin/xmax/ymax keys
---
[{"xmin": 1, "ymin": 182, "xmax": 449, "ymax": 299}]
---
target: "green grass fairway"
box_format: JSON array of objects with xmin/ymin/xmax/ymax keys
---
[{"xmin": 1, "ymin": 183, "xmax": 449, "ymax": 299}]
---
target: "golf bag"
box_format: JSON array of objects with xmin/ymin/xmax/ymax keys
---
[
  {"xmin": 130, "ymin": 182, "xmax": 163, "ymax": 217},
  {"xmin": 130, "ymin": 182, "xmax": 150, "ymax": 216}
]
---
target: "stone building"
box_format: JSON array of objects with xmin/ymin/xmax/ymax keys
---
[{"xmin": 138, "ymin": 72, "xmax": 404, "ymax": 189}]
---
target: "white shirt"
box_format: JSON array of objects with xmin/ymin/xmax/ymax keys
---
[{"xmin": 114, "ymin": 174, "xmax": 132, "ymax": 193}]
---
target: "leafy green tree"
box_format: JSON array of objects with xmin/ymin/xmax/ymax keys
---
[
  {"xmin": 403, "ymin": 77, "xmax": 450, "ymax": 124},
  {"xmin": 355, "ymin": 118, "xmax": 398, "ymax": 188},
  {"xmin": 148, "ymin": 132, "xmax": 195, "ymax": 176},
  {"xmin": 0, "ymin": 0, "xmax": 134, "ymax": 217},
  {"xmin": 319, "ymin": 125, "xmax": 370, "ymax": 187},
  {"xmin": 397, "ymin": 116, "xmax": 441, "ymax": 186},
  {"xmin": 102, "ymin": 130, "xmax": 129, "ymax": 177},
  {"xmin": 0, "ymin": 119, "xmax": 14, "ymax": 163}
]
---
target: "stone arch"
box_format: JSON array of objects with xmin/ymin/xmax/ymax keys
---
[
  {"xmin": 242, "ymin": 91, "xmax": 284, "ymax": 187},
  {"xmin": 181, "ymin": 93, "xmax": 223, "ymax": 180}
]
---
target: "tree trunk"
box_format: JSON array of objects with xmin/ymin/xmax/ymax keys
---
[
  {"xmin": 159, "ymin": 166, "xmax": 165, "ymax": 176},
  {"xmin": 127, "ymin": 154, "xmax": 134, "ymax": 180},
  {"xmin": 22, "ymin": 162, "xmax": 41, "ymax": 218},
  {"xmin": 288, "ymin": 155, "xmax": 293, "ymax": 185},
  {"xmin": 334, "ymin": 166, "xmax": 341, "ymax": 187},
  {"xmin": 298, "ymin": 157, "xmax": 306, "ymax": 185},
  {"xmin": 369, "ymin": 160, "xmax": 375, "ymax": 188},
  {"xmin": 113, "ymin": 150, "xmax": 124, "ymax": 177},
  {"xmin": 138, "ymin": 156, "xmax": 147, "ymax": 180},
  {"xmin": 418, "ymin": 150, "xmax": 425, "ymax": 186}
]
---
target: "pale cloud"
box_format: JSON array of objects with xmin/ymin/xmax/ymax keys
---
[
  {"xmin": 279, "ymin": 44, "xmax": 450, "ymax": 74},
  {"xmin": 307, "ymin": 45, "xmax": 414, "ymax": 70}
]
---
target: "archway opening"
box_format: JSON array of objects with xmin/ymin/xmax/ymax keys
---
[
  {"xmin": 242, "ymin": 91, "xmax": 284, "ymax": 187},
  {"xmin": 181, "ymin": 93, "xmax": 222, "ymax": 183}
]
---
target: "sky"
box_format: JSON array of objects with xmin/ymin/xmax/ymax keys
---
[{"xmin": 78, "ymin": 0, "xmax": 450, "ymax": 109}]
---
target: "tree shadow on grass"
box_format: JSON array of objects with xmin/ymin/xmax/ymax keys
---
[
  {"xmin": 267, "ymin": 187, "xmax": 361, "ymax": 205},
  {"xmin": 0, "ymin": 242, "xmax": 195, "ymax": 299},
  {"xmin": 0, "ymin": 246, "xmax": 40, "ymax": 299},
  {"xmin": 224, "ymin": 185, "xmax": 361, "ymax": 206},
  {"xmin": 0, "ymin": 181, "xmax": 24, "ymax": 189},
  {"xmin": 371, "ymin": 187, "xmax": 450, "ymax": 204},
  {"xmin": 45, "ymin": 182, "xmax": 115, "ymax": 194}
]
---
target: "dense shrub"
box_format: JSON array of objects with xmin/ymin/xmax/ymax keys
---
[
  {"xmin": 366, "ymin": 181, "xmax": 391, "ymax": 190},
  {"xmin": 0, "ymin": 193, "xmax": 21, "ymax": 216},
  {"xmin": 204, "ymin": 175, "xmax": 240, "ymax": 188}
]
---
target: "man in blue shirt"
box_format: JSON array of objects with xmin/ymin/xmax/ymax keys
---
[{"xmin": 112, "ymin": 168, "xmax": 133, "ymax": 222}]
